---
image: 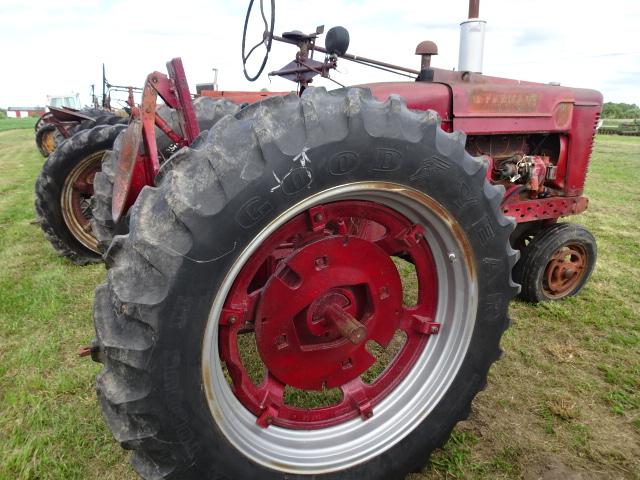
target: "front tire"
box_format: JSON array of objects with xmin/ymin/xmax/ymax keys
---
[
  {"xmin": 514, "ymin": 222, "xmax": 596, "ymax": 302},
  {"xmin": 93, "ymin": 88, "xmax": 518, "ymax": 479}
]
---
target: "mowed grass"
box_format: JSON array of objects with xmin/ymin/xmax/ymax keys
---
[
  {"xmin": 0, "ymin": 129, "xmax": 638, "ymax": 479},
  {"xmin": 0, "ymin": 117, "xmax": 37, "ymax": 133}
]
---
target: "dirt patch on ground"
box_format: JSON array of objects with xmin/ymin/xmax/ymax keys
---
[{"xmin": 523, "ymin": 455, "xmax": 610, "ymax": 480}]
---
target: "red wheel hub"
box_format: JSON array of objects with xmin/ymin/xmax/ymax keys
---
[
  {"xmin": 256, "ymin": 235, "xmax": 402, "ymax": 390},
  {"xmin": 218, "ymin": 201, "xmax": 440, "ymax": 429},
  {"xmin": 543, "ymin": 244, "xmax": 588, "ymax": 298}
]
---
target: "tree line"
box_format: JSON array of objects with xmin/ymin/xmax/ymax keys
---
[{"xmin": 601, "ymin": 102, "xmax": 640, "ymax": 119}]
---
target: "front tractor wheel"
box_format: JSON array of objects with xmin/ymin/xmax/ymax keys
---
[
  {"xmin": 514, "ymin": 222, "xmax": 596, "ymax": 302},
  {"xmin": 93, "ymin": 88, "xmax": 518, "ymax": 479}
]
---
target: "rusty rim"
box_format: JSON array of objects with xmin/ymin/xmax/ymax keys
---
[
  {"xmin": 542, "ymin": 243, "xmax": 588, "ymax": 299},
  {"xmin": 61, "ymin": 151, "xmax": 104, "ymax": 253},
  {"xmin": 202, "ymin": 182, "xmax": 477, "ymax": 474},
  {"xmin": 41, "ymin": 129, "xmax": 57, "ymax": 156}
]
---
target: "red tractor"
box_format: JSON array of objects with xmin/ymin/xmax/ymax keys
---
[
  {"xmin": 33, "ymin": 69, "xmax": 133, "ymax": 158},
  {"xmin": 88, "ymin": 1, "xmax": 600, "ymax": 479}
]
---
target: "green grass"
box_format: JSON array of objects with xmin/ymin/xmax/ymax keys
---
[
  {"xmin": 0, "ymin": 129, "xmax": 639, "ymax": 479},
  {"xmin": 0, "ymin": 117, "xmax": 38, "ymax": 133}
]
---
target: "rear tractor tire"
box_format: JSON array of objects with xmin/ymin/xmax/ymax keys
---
[
  {"xmin": 34, "ymin": 124, "xmax": 126, "ymax": 264},
  {"xmin": 91, "ymin": 97, "xmax": 240, "ymax": 253},
  {"xmin": 155, "ymin": 96, "xmax": 241, "ymax": 158},
  {"xmin": 514, "ymin": 222, "xmax": 596, "ymax": 302},
  {"xmin": 92, "ymin": 88, "xmax": 518, "ymax": 479},
  {"xmin": 76, "ymin": 113, "xmax": 128, "ymax": 133}
]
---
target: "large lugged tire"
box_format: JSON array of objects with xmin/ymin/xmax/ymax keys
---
[
  {"xmin": 92, "ymin": 88, "xmax": 519, "ymax": 479},
  {"xmin": 76, "ymin": 113, "xmax": 128, "ymax": 133},
  {"xmin": 91, "ymin": 132, "xmax": 127, "ymax": 253},
  {"xmin": 514, "ymin": 222, "xmax": 596, "ymax": 302},
  {"xmin": 35, "ymin": 124, "xmax": 126, "ymax": 264},
  {"xmin": 91, "ymin": 97, "xmax": 240, "ymax": 253},
  {"xmin": 155, "ymin": 97, "xmax": 241, "ymax": 159}
]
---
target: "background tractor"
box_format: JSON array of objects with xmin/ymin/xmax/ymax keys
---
[
  {"xmin": 34, "ymin": 106, "xmax": 126, "ymax": 158},
  {"xmin": 34, "ymin": 64, "xmax": 282, "ymax": 264},
  {"xmin": 33, "ymin": 66, "xmax": 135, "ymax": 158},
  {"xmin": 82, "ymin": 1, "xmax": 602, "ymax": 478}
]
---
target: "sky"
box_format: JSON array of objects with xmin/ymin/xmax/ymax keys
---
[{"xmin": 0, "ymin": 0, "xmax": 638, "ymax": 109}]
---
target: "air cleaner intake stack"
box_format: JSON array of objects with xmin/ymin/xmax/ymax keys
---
[{"xmin": 458, "ymin": 0, "xmax": 486, "ymax": 73}]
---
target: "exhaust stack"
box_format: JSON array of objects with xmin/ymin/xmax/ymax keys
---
[{"xmin": 457, "ymin": 0, "xmax": 486, "ymax": 73}]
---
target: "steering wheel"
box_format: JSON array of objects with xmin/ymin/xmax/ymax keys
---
[{"xmin": 242, "ymin": 0, "xmax": 275, "ymax": 82}]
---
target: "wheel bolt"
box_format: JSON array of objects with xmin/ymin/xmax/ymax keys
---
[{"xmin": 314, "ymin": 213, "xmax": 324, "ymax": 222}]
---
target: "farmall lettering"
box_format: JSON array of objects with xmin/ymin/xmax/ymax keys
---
[{"xmin": 469, "ymin": 90, "xmax": 539, "ymax": 113}]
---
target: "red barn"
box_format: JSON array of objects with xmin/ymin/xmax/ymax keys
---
[{"xmin": 7, "ymin": 107, "xmax": 45, "ymax": 118}]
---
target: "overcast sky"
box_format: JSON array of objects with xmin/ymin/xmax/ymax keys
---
[{"xmin": 1, "ymin": 0, "xmax": 638, "ymax": 108}]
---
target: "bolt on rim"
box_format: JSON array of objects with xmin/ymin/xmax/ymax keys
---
[{"xmin": 202, "ymin": 182, "xmax": 477, "ymax": 474}]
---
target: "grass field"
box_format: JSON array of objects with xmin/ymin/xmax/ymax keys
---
[
  {"xmin": 0, "ymin": 129, "xmax": 638, "ymax": 479},
  {"xmin": 0, "ymin": 117, "xmax": 37, "ymax": 133}
]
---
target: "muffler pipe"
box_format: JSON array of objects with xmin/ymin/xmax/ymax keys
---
[{"xmin": 458, "ymin": 0, "xmax": 486, "ymax": 73}]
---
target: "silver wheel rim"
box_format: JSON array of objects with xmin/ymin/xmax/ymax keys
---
[{"xmin": 202, "ymin": 181, "xmax": 477, "ymax": 474}]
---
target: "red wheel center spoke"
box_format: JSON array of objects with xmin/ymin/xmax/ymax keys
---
[
  {"xmin": 256, "ymin": 235, "xmax": 403, "ymax": 390},
  {"xmin": 544, "ymin": 245, "xmax": 587, "ymax": 294},
  {"xmin": 218, "ymin": 200, "xmax": 440, "ymax": 429}
]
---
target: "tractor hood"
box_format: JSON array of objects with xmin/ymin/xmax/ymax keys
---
[{"xmin": 360, "ymin": 70, "xmax": 602, "ymax": 135}]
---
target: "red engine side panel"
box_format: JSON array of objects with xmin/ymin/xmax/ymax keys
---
[
  {"xmin": 363, "ymin": 82, "xmax": 452, "ymax": 131},
  {"xmin": 450, "ymin": 83, "xmax": 576, "ymax": 134},
  {"xmin": 360, "ymin": 75, "xmax": 602, "ymax": 219}
]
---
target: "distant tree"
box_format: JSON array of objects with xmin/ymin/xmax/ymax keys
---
[
  {"xmin": 0, "ymin": 109, "xmax": 6, "ymax": 119},
  {"xmin": 601, "ymin": 102, "xmax": 640, "ymax": 119}
]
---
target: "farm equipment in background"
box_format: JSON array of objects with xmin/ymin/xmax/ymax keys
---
[
  {"xmin": 598, "ymin": 118, "xmax": 640, "ymax": 136},
  {"xmin": 34, "ymin": 106, "xmax": 127, "ymax": 157},
  {"xmin": 33, "ymin": 66, "xmax": 134, "ymax": 158},
  {"xmin": 34, "ymin": 60, "xmax": 273, "ymax": 264},
  {"xmin": 91, "ymin": 59, "xmax": 254, "ymax": 252},
  {"xmin": 81, "ymin": 1, "xmax": 603, "ymax": 479}
]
